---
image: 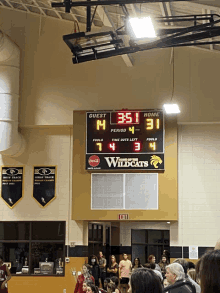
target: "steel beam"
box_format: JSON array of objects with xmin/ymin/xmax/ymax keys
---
[
  {"xmin": 96, "ymin": 5, "xmax": 134, "ymax": 66},
  {"xmin": 207, "ymin": 9, "xmax": 213, "ymax": 50},
  {"xmin": 165, "ymin": 2, "xmax": 174, "ymax": 26},
  {"xmin": 52, "ymin": 0, "xmax": 192, "ymax": 9},
  {"xmin": 87, "ymin": 0, "xmax": 91, "ymax": 31}
]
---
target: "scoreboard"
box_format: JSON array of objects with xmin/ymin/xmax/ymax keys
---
[{"xmin": 86, "ymin": 110, "xmax": 165, "ymax": 170}]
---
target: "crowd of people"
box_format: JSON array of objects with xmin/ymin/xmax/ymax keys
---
[{"xmin": 74, "ymin": 243, "xmax": 220, "ymax": 293}]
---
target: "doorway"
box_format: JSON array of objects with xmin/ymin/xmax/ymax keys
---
[
  {"xmin": 88, "ymin": 223, "xmax": 111, "ymax": 259},
  {"xmin": 131, "ymin": 229, "xmax": 170, "ymax": 264}
]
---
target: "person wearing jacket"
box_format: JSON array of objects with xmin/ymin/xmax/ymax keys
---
[
  {"xmin": 89, "ymin": 255, "xmax": 101, "ymax": 287},
  {"xmin": 74, "ymin": 264, "xmax": 95, "ymax": 293},
  {"xmin": 165, "ymin": 263, "xmax": 196, "ymax": 293}
]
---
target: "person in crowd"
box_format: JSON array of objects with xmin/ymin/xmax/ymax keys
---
[
  {"xmin": 163, "ymin": 278, "xmax": 169, "ymax": 288},
  {"xmin": 87, "ymin": 284, "xmax": 99, "ymax": 293},
  {"xmin": 148, "ymin": 255, "xmax": 161, "ymax": 272},
  {"xmin": 0, "ymin": 255, "xmax": 11, "ymax": 293},
  {"xmin": 149, "ymin": 263, "xmax": 163, "ymax": 284},
  {"xmin": 159, "ymin": 254, "xmax": 169, "ymax": 279},
  {"xmin": 143, "ymin": 263, "xmax": 151, "ymax": 269},
  {"xmin": 199, "ymin": 249, "xmax": 220, "ymax": 293},
  {"xmin": 165, "ymin": 263, "xmax": 193, "ymax": 293},
  {"xmin": 103, "ymin": 278, "xmax": 111, "ymax": 291},
  {"xmin": 131, "ymin": 267, "xmax": 163, "ymax": 293},
  {"xmin": 98, "ymin": 251, "xmax": 107, "ymax": 289},
  {"xmin": 188, "ymin": 269, "xmax": 199, "ymax": 284},
  {"xmin": 188, "ymin": 262, "xmax": 195, "ymax": 270},
  {"xmin": 83, "ymin": 282, "xmax": 88, "ymax": 292},
  {"xmin": 131, "ymin": 258, "xmax": 142, "ymax": 272},
  {"xmin": 195, "ymin": 259, "xmax": 201, "ymax": 286},
  {"xmin": 119, "ymin": 253, "xmax": 132, "ymax": 293},
  {"xmin": 89, "ymin": 255, "xmax": 100, "ymax": 287},
  {"xmin": 110, "ymin": 276, "xmax": 120, "ymax": 293},
  {"xmin": 107, "ymin": 255, "xmax": 119, "ymax": 278},
  {"xmin": 163, "ymin": 250, "xmax": 170, "ymax": 262},
  {"xmin": 107, "ymin": 283, "xmax": 116, "ymax": 293},
  {"xmin": 83, "ymin": 281, "xmax": 95, "ymax": 293},
  {"xmin": 75, "ymin": 264, "xmax": 95, "ymax": 293},
  {"xmin": 173, "ymin": 258, "xmax": 200, "ymax": 293}
]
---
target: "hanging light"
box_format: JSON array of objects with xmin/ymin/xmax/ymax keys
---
[
  {"xmin": 128, "ymin": 16, "xmax": 156, "ymax": 39},
  {"xmin": 163, "ymin": 104, "xmax": 180, "ymax": 114}
]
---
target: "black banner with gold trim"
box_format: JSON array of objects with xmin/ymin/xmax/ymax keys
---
[
  {"xmin": 1, "ymin": 167, "xmax": 23, "ymax": 208},
  {"xmin": 33, "ymin": 166, "xmax": 56, "ymax": 207}
]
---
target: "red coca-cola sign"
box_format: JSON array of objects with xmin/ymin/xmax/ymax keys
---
[{"xmin": 88, "ymin": 155, "xmax": 100, "ymax": 167}]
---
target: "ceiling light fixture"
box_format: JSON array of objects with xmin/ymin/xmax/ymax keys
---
[
  {"xmin": 128, "ymin": 17, "xmax": 156, "ymax": 39},
  {"xmin": 163, "ymin": 104, "xmax": 180, "ymax": 114}
]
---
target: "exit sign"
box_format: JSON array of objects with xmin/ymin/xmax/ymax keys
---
[{"xmin": 118, "ymin": 214, "xmax": 129, "ymax": 220}]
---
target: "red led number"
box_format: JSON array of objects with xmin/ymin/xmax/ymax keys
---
[
  {"xmin": 117, "ymin": 112, "xmax": 140, "ymax": 124},
  {"xmin": 118, "ymin": 113, "xmax": 124, "ymax": 124},
  {"xmin": 134, "ymin": 142, "xmax": 141, "ymax": 152},
  {"xmin": 135, "ymin": 112, "xmax": 140, "ymax": 123},
  {"xmin": 118, "ymin": 112, "xmax": 133, "ymax": 124},
  {"xmin": 108, "ymin": 143, "xmax": 116, "ymax": 151}
]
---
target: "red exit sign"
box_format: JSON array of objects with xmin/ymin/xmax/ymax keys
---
[{"xmin": 118, "ymin": 214, "xmax": 129, "ymax": 220}]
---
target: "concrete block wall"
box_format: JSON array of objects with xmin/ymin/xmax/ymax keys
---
[
  {"xmin": 0, "ymin": 127, "xmax": 84, "ymax": 246},
  {"xmin": 171, "ymin": 124, "xmax": 220, "ymax": 247}
]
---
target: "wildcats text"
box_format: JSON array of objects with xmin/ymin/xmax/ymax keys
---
[{"xmin": 104, "ymin": 157, "xmax": 149, "ymax": 168}]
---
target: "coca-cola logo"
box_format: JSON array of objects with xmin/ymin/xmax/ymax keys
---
[{"xmin": 88, "ymin": 155, "xmax": 100, "ymax": 167}]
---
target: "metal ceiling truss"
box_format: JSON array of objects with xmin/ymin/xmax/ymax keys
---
[
  {"xmin": 58, "ymin": 0, "xmax": 191, "ymax": 65},
  {"xmin": 52, "ymin": 0, "xmax": 191, "ymax": 10},
  {"xmin": 49, "ymin": 0, "xmax": 220, "ymax": 64},
  {"xmin": 63, "ymin": 12, "xmax": 220, "ymax": 64}
]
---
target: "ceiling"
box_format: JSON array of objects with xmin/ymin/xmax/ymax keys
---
[
  {"xmin": 1, "ymin": 0, "xmax": 219, "ymax": 30},
  {"xmin": 1, "ymin": 0, "xmax": 220, "ymax": 65}
]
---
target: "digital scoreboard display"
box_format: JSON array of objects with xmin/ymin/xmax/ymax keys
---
[{"xmin": 86, "ymin": 110, "xmax": 165, "ymax": 170}]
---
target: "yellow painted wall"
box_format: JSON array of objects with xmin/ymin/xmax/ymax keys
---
[
  {"xmin": 170, "ymin": 258, "xmax": 199, "ymax": 265},
  {"xmin": 8, "ymin": 257, "xmax": 86, "ymax": 293},
  {"xmin": 72, "ymin": 111, "xmax": 178, "ymax": 221}
]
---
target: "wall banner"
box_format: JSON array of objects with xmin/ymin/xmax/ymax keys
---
[
  {"xmin": 189, "ymin": 246, "xmax": 198, "ymax": 260},
  {"xmin": 33, "ymin": 166, "xmax": 56, "ymax": 207},
  {"xmin": 1, "ymin": 167, "xmax": 23, "ymax": 208}
]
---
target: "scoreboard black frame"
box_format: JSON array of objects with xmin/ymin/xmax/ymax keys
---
[{"xmin": 86, "ymin": 109, "xmax": 165, "ymax": 170}]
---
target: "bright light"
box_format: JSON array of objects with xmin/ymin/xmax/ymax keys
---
[
  {"xmin": 167, "ymin": 222, "xmax": 171, "ymax": 224},
  {"xmin": 163, "ymin": 104, "xmax": 180, "ymax": 114},
  {"xmin": 128, "ymin": 17, "xmax": 156, "ymax": 39}
]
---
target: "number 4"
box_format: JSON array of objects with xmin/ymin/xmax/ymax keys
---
[
  {"xmin": 149, "ymin": 142, "xmax": 156, "ymax": 150},
  {"xmin": 108, "ymin": 143, "xmax": 116, "ymax": 151},
  {"xmin": 129, "ymin": 126, "xmax": 135, "ymax": 134}
]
